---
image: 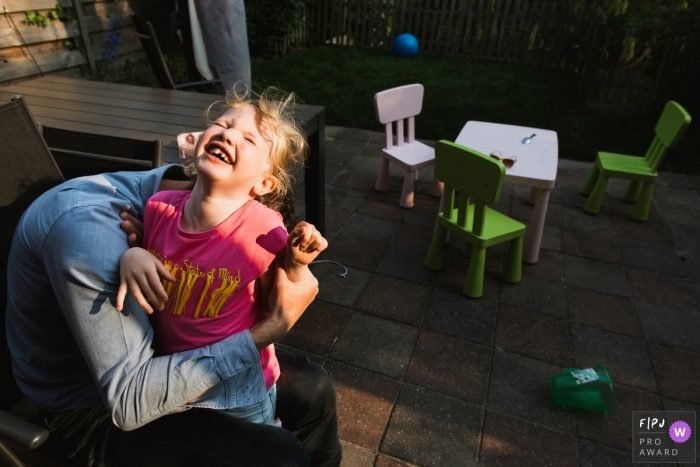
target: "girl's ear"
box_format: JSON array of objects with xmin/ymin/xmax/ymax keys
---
[{"xmin": 252, "ymin": 174, "xmax": 278, "ymax": 197}]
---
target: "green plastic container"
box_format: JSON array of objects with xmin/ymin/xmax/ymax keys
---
[{"xmin": 551, "ymin": 363, "xmax": 615, "ymax": 414}]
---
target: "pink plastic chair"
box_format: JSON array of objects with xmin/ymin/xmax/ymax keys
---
[{"xmin": 374, "ymin": 84, "xmax": 442, "ymax": 208}]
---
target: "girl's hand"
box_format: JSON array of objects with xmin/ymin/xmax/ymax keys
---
[
  {"xmin": 286, "ymin": 222, "xmax": 328, "ymax": 267},
  {"xmin": 116, "ymin": 247, "xmax": 175, "ymax": 314}
]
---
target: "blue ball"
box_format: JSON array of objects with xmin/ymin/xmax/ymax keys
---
[{"xmin": 392, "ymin": 33, "xmax": 419, "ymax": 59}]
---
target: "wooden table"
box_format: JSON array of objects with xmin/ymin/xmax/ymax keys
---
[
  {"xmin": 455, "ymin": 121, "xmax": 558, "ymax": 264},
  {"xmin": 0, "ymin": 76, "xmax": 326, "ymax": 234}
]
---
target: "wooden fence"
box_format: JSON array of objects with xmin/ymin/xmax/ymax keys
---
[
  {"xmin": 584, "ymin": 35, "xmax": 700, "ymax": 112},
  {"xmin": 1, "ymin": 0, "xmax": 141, "ymax": 83},
  {"xmin": 283, "ymin": 0, "xmax": 607, "ymax": 71}
]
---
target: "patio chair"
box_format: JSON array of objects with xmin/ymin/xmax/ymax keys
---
[
  {"xmin": 131, "ymin": 13, "xmax": 221, "ymax": 91},
  {"xmin": 1, "ymin": 95, "xmax": 62, "ymax": 466},
  {"xmin": 580, "ymin": 101, "xmax": 692, "ymax": 221},
  {"xmin": 424, "ymin": 141, "xmax": 525, "ymax": 298},
  {"xmin": 40, "ymin": 126, "xmax": 163, "ymax": 180},
  {"xmin": 374, "ymin": 83, "xmax": 442, "ymax": 208}
]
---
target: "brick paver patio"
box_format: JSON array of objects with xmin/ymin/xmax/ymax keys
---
[{"xmin": 283, "ymin": 126, "xmax": 700, "ymax": 467}]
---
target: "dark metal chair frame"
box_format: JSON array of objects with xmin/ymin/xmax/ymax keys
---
[{"xmin": 131, "ymin": 13, "xmax": 221, "ymax": 92}]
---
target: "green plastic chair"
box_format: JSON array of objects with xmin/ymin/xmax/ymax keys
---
[
  {"xmin": 424, "ymin": 141, "xmax": 526, "ymax": 298},
  {"xmin": 580, "ymin": 101, "xmax": 692, "ymax": 221}
]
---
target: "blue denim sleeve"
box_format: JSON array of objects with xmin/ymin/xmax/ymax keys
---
[{"xmin": 10, "ymin": 173, "xmax": 267, "ymax": 431}]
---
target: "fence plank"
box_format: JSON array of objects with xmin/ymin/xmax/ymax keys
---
[{"xmin": 504, "ymin": 0, "xmax": 520, "ymax": 62}]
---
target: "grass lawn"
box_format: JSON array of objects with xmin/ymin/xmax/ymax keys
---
[{"xmin": 250, "ymin": 45, "xmax": 698, "ymax": 174}]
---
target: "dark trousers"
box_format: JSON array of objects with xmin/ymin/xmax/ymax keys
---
[{"xmin": 35, "ymin": 351, "xmax": 342, "ymax": 467}]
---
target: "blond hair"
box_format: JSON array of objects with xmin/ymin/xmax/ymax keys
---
[{"xmin": 199, "ymin": 84, "xmax": 308, "ymax": 229}]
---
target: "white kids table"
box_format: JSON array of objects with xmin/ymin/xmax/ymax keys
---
[{"xmin": 455, "ymin": 121, "xmax": 558, "ymax": 264}]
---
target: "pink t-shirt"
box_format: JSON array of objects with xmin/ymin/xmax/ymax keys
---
[{"xmin": 143, "ymin": 190, "xmax": 286, "ymax": 390}]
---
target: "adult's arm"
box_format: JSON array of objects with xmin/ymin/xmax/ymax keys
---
[{"xmin": 23, "ymin": 171, "xmax": 314, "ymax": 431}]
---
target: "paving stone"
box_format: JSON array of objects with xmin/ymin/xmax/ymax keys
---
[
  {"xmin": 341, "ymin": 214, "xmax": 402, "ymax": 244},
  {"xmin": 556, "ymin": 186, "xmax": 590, "ymax": 210},
  {"xmin": 560, "ymin": 205, "xmax": 615, "ymax": 237},
  {"xmin": 611, "ymin": 214, "xmax": 672, "ymax": 245},
  {"xmin": 679, "ymin": 250, "xmax": 700, "ymax": 282},
  {"xmin": 668, "ymin": 222, "xmax": 700, "ymax": 253},
  {"xmin": 636, "ymin": 302, "xmax": 700, "ymax": 353},
  {"xmin": 619, "ymin": 239, "xmax": 686, "ymax": 276},
  {"xmin": 688, "ymin": 174, "xmax": 700, "ymax": 191},
  {"xmin": 326, "ymin": 185, "xmax": 369, "ymax": 211},
  {"xmin": 332, "ymin": 169, "xmax": 379, "ymax": 192},
  {"xmin": 487, "ymin": 351, "xmax": 574, "ymax": 433},
  {"xmin": 648, "ymin": 343, "xmax": 700, "ymax": 405},
  {"xmin": 626, "ymin": 267, "xmax": 699, "ymax": 311},
  {"xmin": 374, "ymin": 455, "xmax": 411, "ymax": 467},
  {"xmin": 322, "ymin": 234, "xmax": 387, "ymax": 271},
  {"xmin": 280, "ymin": 301, "xmax": 352, "ymax": 356},
  {"xmin": 653, "ymin": 184, "xmax": 700, "ymax": 207},
  {"xmin": 561, "ymin": 229, "xmax": 621, "ymax": 263},
  {"xmin": 330, "ymin": 313, "xmax": 418, "ymax": 379},
  {"xmin": 576, "ymin": 384, "xmax": 662, "ymax": 452},
  {"xmin": 657, "ymin": 172, "xmax": 693, "ymax": 188},
  {"xmin": 326, "ymin": 205, "xmax": 353, "ymax": 233},
  {"xmin": 326, "ymin": 361, "xmax": 400, "ymax": 450},
  {"xmin": 607, "ymin": 196, "xmax": 663, "ymax": 222},
  {"xmin": 556, "ymin": 169, "xmax": 590, "ymax": 189},
  {"xmin": 404, "ymin": 205, "xmax": 441, "ymax": 228},
  {"xmin": 314, "ymin": 263, "xmax": 372, "ymax": 309},
  {"xmin": 499, "ymin": 274, "xmax": 568, "ymax": 318},
  {"xmin": 376, "ymin": 246, "xmax": 438, "ymax": 286},
  {"xmin": 355, "ymin": 275, "xmax": 430, "ymax": 325},
  {"xmin": 390, "ymin": 223, "xmax": 435, "ymax": 253},
  {"xmin": 347, "ymin": 155, "xmax": 383, "ymax": 174},
  {"xmin": 337, "ymin": 128, "xmax": 385, "ymax": 143},
  {"xmin": 339, "ymin": 441, "xmax": 375, "ymax": 467},
  {"xmin": 423, "ymin": 288, "xmax": 497, "ymax": 346},
  {"xmin": 327, "ymin": 140, "xmax": 368, "ymax": 166},
  {"xmin": 567, "ymin": 287, "xmax": 642, "ymax": 338},
  {"xmin": 521, "ymin": 249, "xmax": 563, "ymax": 282},
  {"xmin": 571, "ymin": 324, "xmax": 657, "ymax": 392},
  {"xmin": 404, "ymin": 330, "xmax": 490, "ymax": 404},
  {"xmin": 563, "ymin": 255, "xmax": 630, "ymax": 297},
  {"xmin": 479, "ymin": 411, "xmax": 577, "ymax": 467},
  {"xmin": 356, "ymin": 194, "xmax": 407, "ymax": 222},
  {"xmin": 540, "ymin": 225, "xmax": 562, "ymax": 252},
  {"xmin": 495, "ymin": 304, "xmax": 572, "ymax": 367},
  {"xmin": 657, "ymin": 202, "xmax": 700, "ymax": 228},
  {"xmin": 381, "ymin": 385, "xmax": 481, "ymax": 467},
  {"xmin": 433, "ymin": 256, "xmax": 503, "ymax": 303},
  {"xmin": 577, "ymin": 440, "xmax": 667, "ymax": 467},
  {"xmin": 510, "ymin": 197, "xmax": 560, "ymax": 226},
  {"xmin": 325, "ymin": 165, "xmax": 345, "ymax": 184}
]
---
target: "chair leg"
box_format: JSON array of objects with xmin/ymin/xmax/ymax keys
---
[
  {"xmin": 375, "ymin": 158, "xmax": 389, "ymax": 192},
  {"xmin": 631, "ymin": 182, "xmax": 654, "ymax": 222},
  {"xmin": 580, "ymin": 164, "xmax": 600, "ymax": 195},
  {"xmin": 583, "ymin": 175, "xmax": 608, "ymax": 215},
  {"xmin": 424, "ymin": 224, "xmax": 447, "ymax": 270},
  {"xmin": 502, "ymin": 237, "xmax": 523, "ymax": 283},
  {"xmin": 430, "ymin": 173, "xmax": 443, "ymax": 197},
  {"xmin": 463, "ymin": 246, "xmax": 486, "ymax": 298},
  {"xmin": 400, "ymin": 170, "xmax": 415, "ymax": 208},
  {"xmin": 624, "ymin": 180, "xmax": 643, "ymax": 203},
  {"xmin": 461, "ymin": 241, "xmax": 473, "ymax": 257}
]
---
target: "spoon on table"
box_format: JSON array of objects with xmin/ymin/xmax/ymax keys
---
[{"xmin": 522, "ymin": 134, "xmax": 536, "ymax": 144}]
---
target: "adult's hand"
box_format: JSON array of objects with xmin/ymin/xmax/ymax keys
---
[
  {"xmin": 250, "ymin": 259, "xmax": 319, "ymax": 350},
  {"xmin": 120, "ymin": 212, "xmax": 143, "ymax": 248}
]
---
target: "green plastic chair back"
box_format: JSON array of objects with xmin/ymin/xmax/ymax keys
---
[
  {"xmin": 645, "ymin": 101, "xmax": 692, "ymax": 171},
  {"xmin": 435, "ymin": 140, "xmax": 504, "ymax": 205}
]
